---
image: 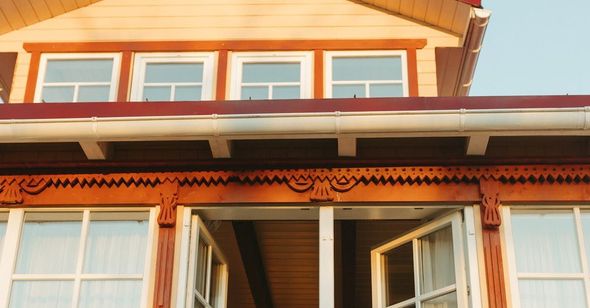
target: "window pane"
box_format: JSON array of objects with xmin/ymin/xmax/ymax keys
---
[
  {"xmin": 512, "ymin": 212, "xmax": 581, "ymax": 273},
  {"xmin": 384, "ymin": 241, "xmax": 415, "ymax": 306},
  {"xmin": 175, "ymin": 85, "xmax": 202, "ymax": 101},
  {"xmin": 0, "ymin": 222, "xmax": 5, "ymax": 257},
  {"xmin": 518, "ymin": 279, "xmax": 585, "ymax": 308},
  {"xmin": 580, "ymin": 212, "xmax": 590, "ymax": 268},
  {"xmin": 419, "ymin": 226, "xmax": 455, "ymax": 293},
  {"xmin": 78, "ymin": 85, "xmax": 110, "ymax": 102},
  {"xmin": 9, "ymin": 281, "xmax": 73, "ymax": 308},
  {"xmin": 79, "ymin": 280, "xmax": 142, "ymax": 308},
  {"xmin": 143, "ymin": 86, "xmax": 171, "ymax": 101},
  {"xmin": 83, "ymin": 220, "xmax": 148, "ymax": 274},
  {"xmin": 332, "ymin": 56, "xmax": 402, "ymax": 81},
  {"xmin": 145, "ymin": 63, "xmax": 203, "ymax": 83},
  {"xmin": 273, "ymin": 85, "xmax": 300, "ymax": 99},
  {"xmin": 42, "ymin": 86, "xmax": 74, "ymax": 102},
  {"xmin": 242, "ymin": 63, "xmax": 300, "ymax": 83},
  {"xmin": 241, "ymin": 86, "xmax": 268, "ymax": 100},
  {"xmin": 16, "ymin": 217, "xmax": 81, "ymax": 274},
  {"xmin": 369, "ymin": 83, "xmax": 404, "ymax": 97},
  {"xmin": 195, "ymin": 238, "xmax": 209, "ymax": 296},
  {"xmin": 332, "ymin": 84, "xmax": 365, "ymax": 98},
  {"xmin": 45, "ymin": 59, "xmax": 113, "ymax": 83},
  {"xmin": 209, "ymin": 258, "xmax": 222, "ymax": 305},
  {"xmin": 422, "ymin": 292, "xmax": 457, "ymax": 308}
]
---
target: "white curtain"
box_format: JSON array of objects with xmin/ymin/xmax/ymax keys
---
[
  {"xmin": 519, "ymin": 279, "xmax": 585, "ymax": 308},
  {"xmin": 78, "ymin": 280, "xmax": 142, "ymax": 308},
  {"xmin": 0, "ymin": 222, "xmax": 6, "ymax": 257},
  {"xmin": 420, "ymin": 226, "xmax": 455, "ymax": 294},
  {"xmin": 9, "ymin": 281, "xmax": 73, "ymax": 308},
  {"xmin": 422, "ymin": 291, "xmax": 458, "ymax": 308}
]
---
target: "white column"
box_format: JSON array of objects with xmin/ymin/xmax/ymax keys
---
[{"xmin": 319, "ymin": 206, "xmax": 335, "ymax": 308}]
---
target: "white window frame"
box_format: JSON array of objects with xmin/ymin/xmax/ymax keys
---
[
  {"xmin": 503, "ymin": 206, "xmax": 590, "ymax": 308},
  {"xmin": 324, "ymin": 50, "xmax": 409, "ymax": 98},
  {"xmin": 34, "ymin": 53, "xmax": 121, "ymax": 103},
  {"xmin": 130, "ymin": 52, "xmax": 216, "ymax": 102},
  {"xmin": 371, "ymin": 211, "xmax": 469, "ymax": 308},
  {"xmin": 0, "ymin": 208, "xmax": 156, "ymax": 308},
  {"xmin": 229, "ymin": 51, "xmax": 313, "ymax": 100}
]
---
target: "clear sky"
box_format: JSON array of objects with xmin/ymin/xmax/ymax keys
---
[{"xmin": 470, "ymin": 0, "xmax": 590, "ymax": 96}]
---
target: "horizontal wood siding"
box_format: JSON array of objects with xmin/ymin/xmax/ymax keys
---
[{"xmin": 0, "ymin": 0, "xmax": 462, "ymax": 102}]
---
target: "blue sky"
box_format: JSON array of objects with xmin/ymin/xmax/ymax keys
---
[{"xmin": 470, "ymin": 0, "xmax": 590, "ymax": 96}]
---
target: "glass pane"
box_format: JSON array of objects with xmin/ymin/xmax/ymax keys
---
[
  {"xmin": 242, "ymin": 62, "xmax": 300, "ymax": 83},
  {"xmin": 241, "ymin": 86, "xmax": 268, "ymax": 100},
  {"xmin": 194, "ymin": 299, "xmax": 206, "ymax": 308},
  {"xmin": 419, "ymin": 226, "xmax": 455, "ymax": 294},
  {"xmin": 9, "ymin": 280, "xmax": 73, "ymax": 308},
  {"xmin": 78, "ymin": 85, "xmax": 110, "ymax": 102},
  {"xmin": 370, "ymin": 83, "xmax": 404, "ymax": 97},
  {"xmin": 519, "ymin": 279, "xmax": 585, "ymax": 308},
  {"xmin": 332, "ymin": 84, "xmax": 365, "ymax": 98},
  {"xmin": 83, "ymin": 220, "xmax": 148, "ymax": 274},
  {"xmin": 79, "ymin": 280, "xmax": 142, "ymax": 308},
  {"xmin": 422, "ymin": 292, "xmax": 457, "ymax": 308},
  {"xmin": 195, "ymin": 238, "xmax": 209, "ymax": 296},
  {"xmin": 209, "ymin": 258, "xmax": 222, "ymax": 305},
  {"xmin": 384, "ymin": 241, "xmax": 415, "ymax": 306},
  {"xmin": 332, "ymin": 56, "xmax": 402, "ymax": 81},
  {"xmin": 16, "ymin": 217, "xmax": 81, "ymax": 274},
  {"xmin": 145, "ymin": 62, "xmax": 203, "ymax": 83},
  {"xmin": 175, "ymin": 85, "xmax": 202, "ymax": 101},
  {"xmin": 42, "ymin": 86, "xmax": 74, "ymax": 102},
  {"xmin": 580, "ymin": 212, "xmax": 590, "ymax": 268},
  {"xmin": 273, "ymin": 85, "xmax": 300, "ymax": 99},
  {"xmin": 143, "ymin": 86, "xmax": 171, "ymax": 101},
  {"xmin": 0, "ymin": 220, "xmax": 6, "ymax": 257},
  {"xmin": 45, "ymin": 59, "xmax": 113, "ymax": 82},
  {"xmin": 512, "ymin": 212, "xmax": 581, "ymax": 273}
]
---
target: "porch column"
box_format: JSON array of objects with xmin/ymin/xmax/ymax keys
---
[{"xmin": 319, "ymin": 206, "xmax": 335, "ymax": 308}]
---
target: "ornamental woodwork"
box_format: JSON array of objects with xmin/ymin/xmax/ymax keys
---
[
  {"xmin": 158, "ymin": 190, "xmax": 178, "ymax": 227},
  {"xmin": 479, "ymin": 178, "xmax": 502, "ymax": 229}
]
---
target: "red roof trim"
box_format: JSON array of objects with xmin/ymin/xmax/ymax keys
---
[
  {"xmin": 458, "ymin": 0, "xmax": 482, "ymax": 8},
  {"xmin": 0, "ymin": 95, "xmax": 587, "ymax": 120}
]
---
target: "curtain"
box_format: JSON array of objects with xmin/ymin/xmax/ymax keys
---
[
  {"xmin": 419, "ymin": 226, "xmax": 455, "ymax": 293},
  {"xmin": 0, "ymin": 222, "xmax": 6, "ymax": 257},
  {"xmin": 519, "ymin": 279, "xmax": 585, "ymax": 308},
  {"xmin": 9, "ymin": 281, "xmax": 73, "ymax": 308},
  {"xmin": 78, "ymin": 280, "xmax": 142, "ymax": 308}
]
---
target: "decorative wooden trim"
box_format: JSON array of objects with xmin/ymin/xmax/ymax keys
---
[
  {"xmin": 215, "ymin": 50, "xmax": 228, "ymax": 100},
  {"xmin": 314, "ymin": 50, "xmax": 324, "ymax": 99},
  {"xmin": 482, "ymin": 229, "xmax": 507, "ymax": 308},
  {"xmin": 23, "ymin": 51, "xmax": 40, "ymax": 103},
  {"xmin": 23, "ymin": 40, "xmax": 428, "ymax": 53},
  {"xmin": 407, "ymin": 48, "xmax": 419, "ymax": 97},
  {"xmin": 158, "ymin": 189, "xmax": 178, "ymax": 228},
  {"xmin": 154, "ymin": 185, "xmax": 179, "ymax": 308},
  {"xmin": 117, "ymin": 51, "xmax": 133, "ymax": 102},
  {"xmin": 479, "ymin": 178, "xmax": 502, "ymax": 229}
]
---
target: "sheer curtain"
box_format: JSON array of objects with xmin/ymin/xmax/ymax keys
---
[
  {"xmin": 420, "ymin": 226, "xmax": 456, "ymax": 308},
  {"xmin": 0, "ymin": 221, "xmax": 6, "ymax": 257}
]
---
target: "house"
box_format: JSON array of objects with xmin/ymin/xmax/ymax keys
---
[{"xmin": 0, "ymin": 0, "xmax": 588, "ymax": 307}]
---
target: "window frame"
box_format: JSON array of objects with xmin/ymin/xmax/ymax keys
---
[
  {"xmin": 324, "ymin": 50, "xmax": 409, "ymax": 99},
  {"xmin": 229, "ymin": 51, "xmax": 313, "ymax": 100},
  {"xmin": 0, "ymin": 208, "xmax": 156, "ymax": 308},
  {"xmin": 130, "ymin": 52, "xmax": 216, "ymax": 102},
  {"xmin": 503, "ymin": 206, "xmax": 590, "ymax": 308},
  {"xmin": 34, "ymin": 53, "xmax": 121, "ymax": 103}
]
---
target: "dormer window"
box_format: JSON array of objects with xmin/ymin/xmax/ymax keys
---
[
  {"xmin": 34, "ymin": 54, "xmax": 120, "ymax": 103},
  {"xmin": 325, "ymin": 51, "xmax": 408, "ymax": 98},
  {"xmin": 130, "ymin": 53, "xmax": 215, "ymax": 102},
  {"xmin": 229, "ymin": 52, "xmax": 312, "ymax": 100}
]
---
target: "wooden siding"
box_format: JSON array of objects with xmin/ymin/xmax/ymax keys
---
[{"xmin": 0, "ymin": 0, "xmax": 462, "ymax": 103}]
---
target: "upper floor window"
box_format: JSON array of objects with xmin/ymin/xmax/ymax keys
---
[
  {"xmin": 130, "ymin": 53, "xmax": 215, "ymax": 102},
  {"xmin": 325, "ymin": 51, "xmax": 408, "ymax": 98},
  {"xmin": 34, "ymin": 54, "xmax": 120, "ymax": 103},
  {"xmin": 229, "ymin": 52, "xmax": 312, "ymax": 100}
]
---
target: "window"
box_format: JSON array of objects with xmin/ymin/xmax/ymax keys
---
[
  {"xmin": 184, "ymin": 215, "xmax": 228, "ymax": 308},
  {"xmin": 0, "ymin": 213, "xmax": 7, "ymax": 257},
  {"xmin": 0, "ymin": 209, "xmax": 155, "ymax": 308},
  {"xmin": 130, "ymin": 53, "xmax": 215, "ymax": 102},
  {"xmin": 34, "ymin": 54, "xmax": 121, "ymax": 103},
  {"xmin": 371, "ymin": 212, "xmax": 468, "ymax": 308},
  {"xmin": 325, "ymin": 51, "xmax": 408, "ymax": 98},
  {"xmin": 229, "ymin": 52, "xmax": 312, "ymax": 100},
  {"xmin": 504, "ymin": 207, "xmax": 590, "ymax": 308}
]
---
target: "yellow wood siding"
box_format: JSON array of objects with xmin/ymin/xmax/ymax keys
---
[{"xmin": 0, "ymin": 0, "xmax": 462, "ymax": 102}]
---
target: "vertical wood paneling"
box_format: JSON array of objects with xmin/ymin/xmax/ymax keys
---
[{"xmin": 0, "ymin": 1, "xmax": 26, "ymax": 29}]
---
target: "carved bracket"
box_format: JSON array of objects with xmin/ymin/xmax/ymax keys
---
[
  {"xmin": 287, "ymin": 173, "xmax": 358, "ymax": 202},
  {"xmin": 157, "ymin": 185, "xmax": 178, "ymax": 228},
  {"xmin": 480, "ymin": 178, "xmax": 502, "ymax": 229},
  {"xmin": 0, "ymin": 179, "xmax": 48, "ymax": 205}
]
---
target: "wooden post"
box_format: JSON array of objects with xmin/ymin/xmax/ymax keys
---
[
  {"xmin": 153, "ymin": 186, "xmax": 179, "ymax": 308},
  {"xmin": 319, "ymin": 206, "xmax": 335, "ymax": 308}
]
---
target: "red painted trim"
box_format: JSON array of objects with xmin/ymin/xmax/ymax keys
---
[
  {"xmin": 215, "ymin": 50, "xmax": 228, "ymax": 100},
  {"xmin": 482, "ymin": 229, "xmax": 507, "ymax": 308},
  {"xmin": 0, "ymin": 95, "xmax": 588, "ymax": 120},
  {"xmin": 117, "ymin": 51, "xmax": 133, "ymax": 102},
  {"xmin": 23, "ymin": 52, "xmax": 40, "ymax": 103},
  {"xmin": 459, "ymin": 0, "xmax": 482, "ymax": 8},
  {"xmin": 314, "ymin": 50, "xmax": 324, "ymax": 99},
  {"xmin": 153, "ymin": 227, "xmax": 176, "ymax": 308},
  {"xmin": 407, "ymin": 48, "xmax": 419, "ymax": 96}
]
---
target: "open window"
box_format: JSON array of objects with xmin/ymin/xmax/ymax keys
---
[
  {"xmin": 371, "ymin": 212, "xmax": 468, "ymax": 308},
  {"xmin": 185, "ymin": 215, "xmax": 229, "ymax": 308}
]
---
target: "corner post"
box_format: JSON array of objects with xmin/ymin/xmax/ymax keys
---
[{"xmin": 154, "ymin": 184, "xmax": 179, "ymax": 308}]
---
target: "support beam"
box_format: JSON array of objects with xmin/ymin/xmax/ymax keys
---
[
  {"xmin": 319, "ymin": 206, "xmax": 335, "ymax": 308},
  {"xmin": 232, "ymin": 221, "xmax": 273, "ymax": 308},
  {"xmin": 209, "ymin": 139, "xmax": 232, "ymax": 158},
  {"xmin": 79, "ymin": 141, "xmax": 111, "ymax": 160},
  {"xmin": 341, "ymin": 221, "xmax": 356, "ymax": 308},
  {"xmin": 338, "ymin": 137, "xmax": 356, "ymax": 157},
  {"xmin": 466, "ymin": 135, "xmax": 489, "ymax": 156}
]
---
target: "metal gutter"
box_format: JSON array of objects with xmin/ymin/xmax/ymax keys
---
[{"xmin": 455, "ymin": 8, "xmax": 491, "ymax": 96}]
